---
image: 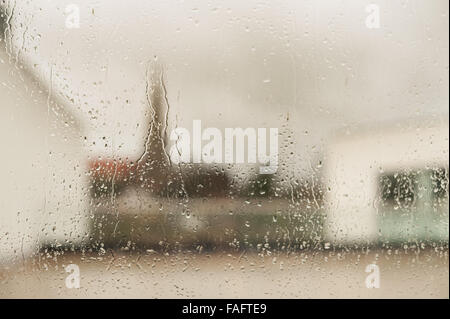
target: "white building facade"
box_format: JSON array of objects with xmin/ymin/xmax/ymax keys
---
[
  {"xmin": 0, "ymin": 42, "xmax": 90, "ymax": 263},
  {"xmin": 324, "ymin": 120, "xmax": 449, "ymax": 244}
]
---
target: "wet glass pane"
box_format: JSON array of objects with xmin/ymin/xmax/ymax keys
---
[{"xmin": 0, "ymin": 0, "xmax": 448, "ymax": 298}]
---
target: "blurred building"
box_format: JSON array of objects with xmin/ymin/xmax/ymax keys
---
[
  {"xmin": 324, "ymin": 119, "xmax": 449, "ymax": 244},
  {"xmin": 0, "ymin": 39, "xmax": 89, "ymax": 262}
]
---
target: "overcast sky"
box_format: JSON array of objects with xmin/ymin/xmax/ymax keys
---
[{"xmin": 1, "ymin": 0, "xmax": 448, "ymax": 175}]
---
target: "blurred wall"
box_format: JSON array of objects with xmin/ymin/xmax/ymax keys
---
[
  {"xmin": 324, "ymin": 119, "xmax": 449, "ymax": 243},
  {"xmin": 0, "ymin": 41, "xmax": 89, "ymax": 263}
]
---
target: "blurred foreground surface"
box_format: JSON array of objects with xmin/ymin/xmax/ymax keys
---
[{"xmin": 1, "ymin": 249, "xmax": 448, "ymax": 298}]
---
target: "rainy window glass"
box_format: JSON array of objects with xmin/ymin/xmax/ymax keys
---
[{"xmin": 0, "ymin": 0, "xmax": 448, "ymax": 299}]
